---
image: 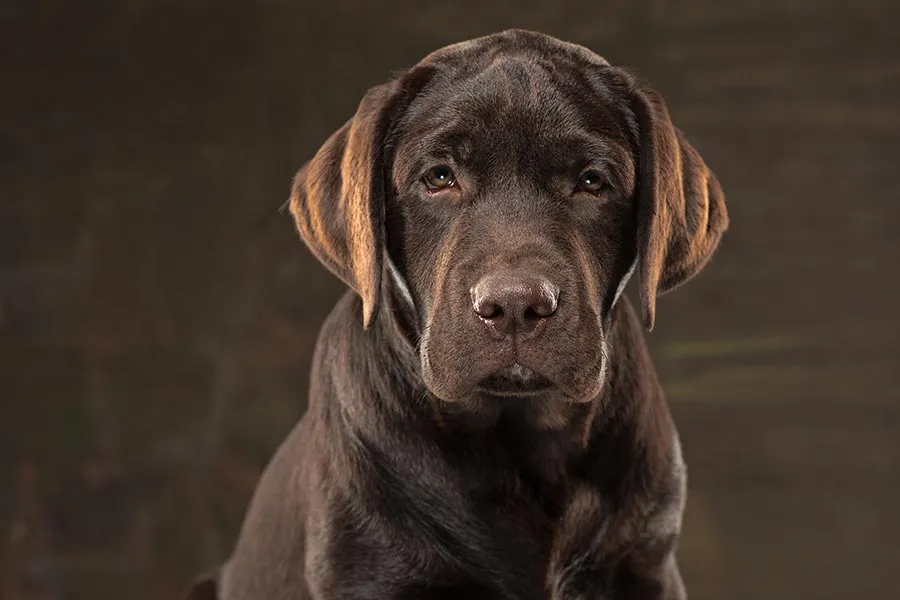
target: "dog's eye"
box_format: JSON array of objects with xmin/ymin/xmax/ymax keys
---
[
  {"xmin": 423, "ymin": 165, "xmax": 456, "ymax": 192},
  {"xmin": 576, "ymin": 170, "xmax": 607, "ymax": 196}
]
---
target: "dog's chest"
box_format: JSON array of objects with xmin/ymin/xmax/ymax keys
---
[
  {"xmin": 404, "ymin": 430, "xmax": 568, "ymax": 598},
  {"xmin": 437, "ymin": 419, "xmax": 578, "ymax": 563},
  {"xmin": 460, "ymin": 437, "xmax": 570, "ymax": 522}
]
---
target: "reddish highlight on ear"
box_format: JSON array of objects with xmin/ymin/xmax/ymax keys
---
[
  {"xmin": 288, "ymin": 68, "xmax": 436, "ymax": 329},
  {"xmin": 633, "ymin": 87, "xmax": 728, "ymax": 331}
]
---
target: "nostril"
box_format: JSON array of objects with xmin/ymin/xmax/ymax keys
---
[
  {"xmin": 529, "ymin": 298, "xmax": 557, "ymax": 319},
  {"xmin": 474, "ymin": 298, "xmax": 503, "ymax": 320},
  {"xmin": 535, "ymin": 282, "xmax": 560, "ymax": 317},
  {"xmin": 473, "ymin": 283, "xmax": 505, "ymax": 321}
]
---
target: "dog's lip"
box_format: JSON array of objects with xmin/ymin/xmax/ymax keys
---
[{"xmin": 476, "ymin": 363, "xmax": 555, "ymax": 397}]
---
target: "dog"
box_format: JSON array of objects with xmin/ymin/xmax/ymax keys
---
[{"xmin": 185, "ymin": 29, "xmax": 728, "ymax": 600}]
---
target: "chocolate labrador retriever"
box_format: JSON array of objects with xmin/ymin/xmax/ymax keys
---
[{"xmin": 186, "ymin": 29, "xmax": 727, "ymax": 600}]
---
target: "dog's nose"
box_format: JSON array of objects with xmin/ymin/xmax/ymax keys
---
[{"xmin": 471, "ymin": 273, "xmax": 559, "ymax": 337}]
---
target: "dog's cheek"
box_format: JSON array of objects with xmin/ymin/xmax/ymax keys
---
[
  {"xmin": 549, "ymin": 332, "xmax": 607, "ymax": 403},
  {"xmin": 419, "ymin": 262, "xmax": 480, "ymax": 392},
  {"xmin": 419, "ymin": 318, "xmax": 470, "ymax": 403},
  {"xmin": 573, "ymin": 201, "xmax": 639, "ymax": 316}
]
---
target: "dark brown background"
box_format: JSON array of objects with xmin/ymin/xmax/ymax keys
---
[{"xmin": 2, "ymin": 1, "xmax": 899, "ymax": 598}]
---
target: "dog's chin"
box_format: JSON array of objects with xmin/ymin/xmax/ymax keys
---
[
  {"xmin": 422, "ymin": 362, "xmax": 554, "ymax": 405},
  {"xmin": 421, "ymin": 344, "xmax": 607, "ymax": 407},
  {"xmin": 424, "ymin": 359, "xmax": 609, "ymax": 431},
  {"xmin": 475, "ymin": 364, "xmax": 555, "ymax": 398}
]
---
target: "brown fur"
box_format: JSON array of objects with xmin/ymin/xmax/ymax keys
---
[{"xmin": 187, "ymin": 29, "xmax": 727, "ymax": 600}]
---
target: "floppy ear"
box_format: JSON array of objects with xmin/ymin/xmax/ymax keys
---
[
  {"xmin": 633, "ymin": 87, "xmax": 728, "ymax": 331},
  {"xmin": 289, "ymin": 81, "xmax": 400, "ymax": 329}
]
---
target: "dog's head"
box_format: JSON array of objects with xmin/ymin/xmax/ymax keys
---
[{"xmin": 290, "ymin": 30, "xmax": 727, "ymax": 412}]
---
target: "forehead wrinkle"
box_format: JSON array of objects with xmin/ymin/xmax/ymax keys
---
[
  {"xmin": 394, "ymin": 58, "xmax": 637, "ymax": 189},
  {"xmin": 560, "ymin": 135, "xmax": 635, "ymax": 188},
  {"xmin": 393, "ymin": 124, "xmax": 475, "ymax": 189},
  {"xmin": 494, "ymin": 56, "xmax": 537, "ymax": 99},
  {"xmin": 535, "ymin": 60, "xmax": 634, "ymax": 142},
  {"xmin": 416, "ymin": 128, "xmax": 473, "ymax": 161},
  {"xmin": 567, "ymin": 70, "xmax": 636, "ymax": 147},
  {"xmin": 397, "ymin": 100, "xmax": 635, "ymax": 193}
]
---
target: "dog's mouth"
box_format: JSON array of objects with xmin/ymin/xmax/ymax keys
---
[{"xmin": 476, "ymin": 363, "xmax": 554, "ymax": 397}]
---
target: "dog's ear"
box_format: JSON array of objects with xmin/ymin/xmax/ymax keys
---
[
  {"xmin": 289, "ymin": 80, "xmax": 403, "ymax": 329},
  {"xmin": 632, "ymin": 87, "xmax": 728, "ymax": 331}
]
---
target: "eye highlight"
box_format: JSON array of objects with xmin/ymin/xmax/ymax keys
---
[
  {"xmin": 576, "ymin": 170, "xmax": 607, "ymax": 196},
  {"xmin": 423, "ymin": 165, "xmax": 457, "ymax": 193}
]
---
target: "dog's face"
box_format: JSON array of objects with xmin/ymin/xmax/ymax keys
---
[
  {"xmin": 388, "ymin": 48, "xmax": 640, "ymax": 407},
  {"xmin": 290, "ymin": 30, "xmax": 727, "ymax": 414}
]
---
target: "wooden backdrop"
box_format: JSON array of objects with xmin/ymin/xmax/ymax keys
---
[{"xmin": 2, "ymin": 1, "xmax": 898, "ymax": 598}]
